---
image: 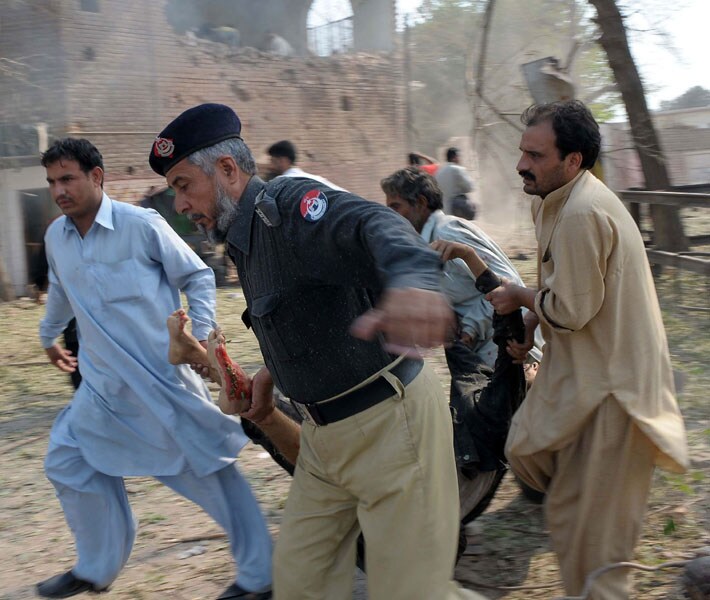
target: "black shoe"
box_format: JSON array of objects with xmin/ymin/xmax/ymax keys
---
[
  {"xmin": 36, "ymin": 571, "xmax": 107, "ymax": 598},
  {"xmin": 216, "ymin": 583, "xmax": 272, "ymax": 599}
]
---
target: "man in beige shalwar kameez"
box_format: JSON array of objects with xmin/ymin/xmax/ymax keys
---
[{"xmin": 486, "ymin": 100, "xmax": 688, "ymax": 600}]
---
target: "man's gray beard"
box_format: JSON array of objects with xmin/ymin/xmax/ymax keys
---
[{"xmin": 198, "ymin": 183, "xmax": 239, "ymax": 244}]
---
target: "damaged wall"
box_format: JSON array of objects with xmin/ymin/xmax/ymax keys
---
[
  {"xmin": 0, "ymin": 3, "xmax": 68, "ymax": 148},
  {"xmin": 0, "ymin": 0, "xmax": 404, "ymax": 202},
  {"xmin": 164, "ymin": 0, "xmax": 395, "ymax": 56},
  {"xmin": 165, "ymin": 0, "xmax": 312, "ymax": 55}
]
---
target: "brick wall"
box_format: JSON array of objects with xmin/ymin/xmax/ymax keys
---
[
  {"xmin": 0, "ymin": 3, "xmax": 67, "ymax": 136},
  {"xmin": 1, "ymin": 0, "xmax": 406, "ymax": 204}
]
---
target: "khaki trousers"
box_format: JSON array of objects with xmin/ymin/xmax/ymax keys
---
[
  {"xmin": 273, "ymin": 362, "xmax": 486, "ymax": 600},
  {"xmin": 507, "ymin": 396, "xmax": 656, "ymax": 600}
]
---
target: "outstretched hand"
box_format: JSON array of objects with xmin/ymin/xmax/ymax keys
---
[
  {"xmin": 430, "ymin": 239, "xmax": 473, "ymax": 262},
  {"xmin": 45, "ymin": 344, "xmax": 78, "ymax": 373},
  {"xmin": 430, "ymin": 239, "xmax": 488, "ymax": 278},
  {"xmin": 241, "ymin": 367, "xmax": 276, "ymax": 425},
  {"xmin": 350, "ymin": 288, "xmax": 455, "ymax": 355}
]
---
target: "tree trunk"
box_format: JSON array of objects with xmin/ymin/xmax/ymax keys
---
[{"xmin": 589, "ymin": 0, "xmax": 688, "ymax": 251}]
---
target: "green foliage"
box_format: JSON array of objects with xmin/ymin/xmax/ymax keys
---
[
  {"xmin": 574, "ymin": 43, "xmax": 622, "ymax": 122},
  {"xmin": 141, "ymin": 513, "xmax": 167, "ymax": 525},
  {"xmin": 661, "ymin": 473, "xmax": 697, "ymax": 496},
  {"xmin": 662, "ymin": 517, "xmax": 676, "ymax": 535},
  {"xmin": 690, "ymin": 471, "xmax": 705, "ymax": 483}
]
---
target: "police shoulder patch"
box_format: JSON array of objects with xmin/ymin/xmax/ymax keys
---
[{"xmin": 300, "ymin": 189, "xmax": 328, "ymax": 222}]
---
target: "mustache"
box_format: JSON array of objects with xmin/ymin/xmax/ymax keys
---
[
  {"xmin": 189, "ymin": 213, "xmax": 206, "ymax": 222},
  {"xmin": 518, "ymin": 170, "xmax": 536, "ymax": 181}
]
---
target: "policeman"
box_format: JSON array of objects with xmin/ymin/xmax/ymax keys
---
[{"xmin": 149, "ymin": 104, "xmax": 486, "ymax": 600}]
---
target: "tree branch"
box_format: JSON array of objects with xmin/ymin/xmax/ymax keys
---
[{"xmin": 559, "ymin": 560, "xmax": 689, "ymax": 599}]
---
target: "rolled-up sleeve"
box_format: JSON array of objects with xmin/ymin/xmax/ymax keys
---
[
  {"xmin": 442, "ymin": 259, "xmax": 491, "ymax": 342},
  {"xmin": 146, "ymin": 213, "xmax": 216, "ymax": 340},
  {"xmin": 535, "ymin": 212, "xmax": 614, "ymax": 332}
]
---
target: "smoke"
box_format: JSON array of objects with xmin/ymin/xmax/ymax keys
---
[
  {"xmin": 164, "ymin": 0, "xmax": 311, "ymax": 54},
  {"xmin": 407, "ymin": 0, "xmax": 596, "ymax": 235}
]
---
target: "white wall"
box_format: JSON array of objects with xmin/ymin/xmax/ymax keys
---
[
  {"xmin": 654, "ymin": 106, "xmax": 710, "ymax": 129},
  {"xmin": 0, "ymin": 166, "xmax": 50, "ymax": 296},
  {"xmin": 684, "ymin": 151, "xmax": 710, "ymax": 184}
]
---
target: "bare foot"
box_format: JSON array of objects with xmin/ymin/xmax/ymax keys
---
[
  {"xmin": 208, "ymin": 327, "xmax": 252, "ymax": 415},
  {"xmin": 167, "ymin": 309, "xmax": 209, "ymax": 366}
]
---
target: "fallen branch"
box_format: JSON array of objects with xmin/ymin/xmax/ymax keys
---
[
  {"xmin": 497, "ymin": 525, "xmax": 549, "ymax": 536},
  {"xmin": 459, "ymin": 575, "xmax": 561, "ymax": 591},
  {"xmin": 165, "ymin": 532, "xmax": 226, "ymax": 545},
  {"xmin": 463, "ymin": 556, "xmax": 697, "ymax": 597},
  {"xmin": 646, "ymin": 495, "xmax": 704, "ymax": 517},
  {"xmin": 559, "ymin": 560, "xmax": 689, "ymax": 600}
]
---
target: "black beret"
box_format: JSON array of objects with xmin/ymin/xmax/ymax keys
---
[{"xmin": 149, "ymin": 103, "xmax": 242, "ymax": 176}]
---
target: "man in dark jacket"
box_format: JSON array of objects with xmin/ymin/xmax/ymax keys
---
[{"xmin": 150, "ymin": 104, "xmax": 485, "ymax": 600}]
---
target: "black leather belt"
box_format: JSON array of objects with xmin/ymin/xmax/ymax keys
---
[{"xmin": 291, "ymin": 358, "xmax": 424, "ymax": 426}]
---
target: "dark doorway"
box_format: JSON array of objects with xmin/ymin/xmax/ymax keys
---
[{"xmin": 20, "ymin": 188, "xmax": 59, "ymax": 291}]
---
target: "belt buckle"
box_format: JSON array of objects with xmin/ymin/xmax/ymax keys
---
[{"xmin": 292, "ymin": 400, "xmax": 320, "ymax": 426}]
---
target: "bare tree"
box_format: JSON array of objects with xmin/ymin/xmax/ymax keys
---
[
  {"xmin": 588, "ymin": 0, "xmax": 688, "ymax": 251},
  {"xmin": 470, "ymin": 0, "xmax": 522, "ymax": 133}
]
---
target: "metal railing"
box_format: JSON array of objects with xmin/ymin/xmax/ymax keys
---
[
  {"xmin": 307, "ymin": 16, "xmax": 354, "ymax": 57},
  {"xmin": 620, "ymin": 190, "xmax": 710, "ymax": 314},
  {"xmin": 619, "ymin": 190, "xmax": 710, "ymax": 277}
]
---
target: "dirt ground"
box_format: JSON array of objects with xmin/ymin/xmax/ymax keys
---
[{"xmin": 0, "ymin": 242, "xmax": 708, "ymax": 600}]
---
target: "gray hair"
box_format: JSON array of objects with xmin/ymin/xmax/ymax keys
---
[{"xmin": 187, "ymin": 138, "xmax": 257, "ymax": 176}]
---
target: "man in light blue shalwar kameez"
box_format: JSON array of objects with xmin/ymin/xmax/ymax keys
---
[{"xmin": 36, "ymin": 138, "xmax": 272, "ymax": 600}]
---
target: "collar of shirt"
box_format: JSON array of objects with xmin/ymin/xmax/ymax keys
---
[
  {"xmin": 533, "ymin": 170, "xmax": 587, "ymax": 289},
  {"xmin": 282, "ymin": 166, "xmax": 304, "ymax": 177},
  {"xmin": 62, "ymin": 192, "xmax": 114, "ymax": 235},
  {"xmin": 226, "ymin": 176, "xmax": 266, "ymax": 255},
  {"xmin": 531, "ymin": 170, "xmax": 586, "ymax": 226},
  {"xmin": 420, "ymin": 209, "xmax": 446, "ymax": 244}
]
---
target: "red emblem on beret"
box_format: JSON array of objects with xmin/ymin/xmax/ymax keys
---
[{"xmin": 153, "ymin": 137, "xmax": 175, "ymax": 158}]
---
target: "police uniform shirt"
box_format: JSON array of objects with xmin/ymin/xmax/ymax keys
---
[{"xmin": 226, "ymin": 176, "xmax": 443, "ymax": 404}]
